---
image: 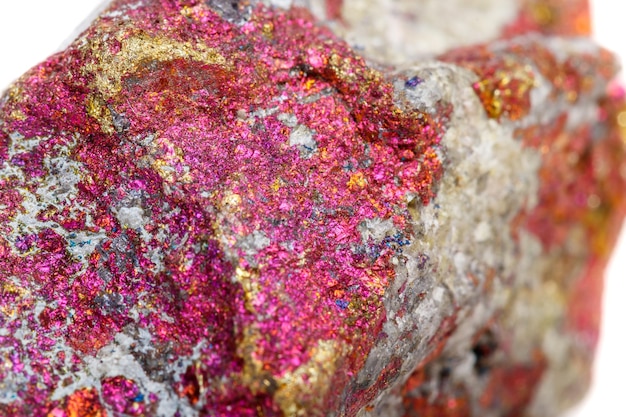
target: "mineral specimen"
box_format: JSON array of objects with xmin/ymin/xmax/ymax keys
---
[{"xmin": 0, "ymin": 0, "xmax": 624, "ymax": 416}]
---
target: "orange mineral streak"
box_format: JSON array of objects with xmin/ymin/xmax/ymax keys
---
[
  {"xmin": 514, "ymin": 95, "xmax": 626, "ymax": 249},
  {"xmin": 50, "ymin": 388, "xmax": 108, "ymax": 417},
  {"xmin": 504, "ymin": 0, "xmax": 591, "ymax": 37},
  {"xmin": 403, "ymin": 367, "xmax": 471, "ymax": 417},
  {"xmin": 479, "ymin": 351, "xmax": 547, "ymax": 415},
  {"xmin": 441, "ymin": 38, "xmax": 618, "ymax": 123},
  {"xmin": 440, "ymin": 45, "xmax": 535, "ymax": 121},
  {"xmin": 177, "ymin": 363, "xmax": 202, "ymax": 405}
]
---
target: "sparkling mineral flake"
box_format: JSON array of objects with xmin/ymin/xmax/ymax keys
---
[{"xmin": 0, "ymin": 0, "xmax": 624, "ymax": 416}]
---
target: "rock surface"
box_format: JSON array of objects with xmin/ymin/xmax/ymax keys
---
[{"xmin": 0, "ymin": 1, "xmax": 624, "ymax": 416}]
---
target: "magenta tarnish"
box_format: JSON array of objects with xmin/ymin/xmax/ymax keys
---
[{"xmin": 0, "ymin": 1, "xmax": 444, "ymax": 415}]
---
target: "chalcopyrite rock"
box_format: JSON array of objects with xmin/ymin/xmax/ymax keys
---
[{"xmin": 0, "ymin": 0, "xmax": 625, "ymax": 416}]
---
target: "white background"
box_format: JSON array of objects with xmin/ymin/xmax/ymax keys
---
[
  {"xmin": 566, "ymin": 1, "xmax": 626, "ymax": 416},
  {"xmin": 0, "ymin": 1, "xmax": 623, "ymax": 416}
]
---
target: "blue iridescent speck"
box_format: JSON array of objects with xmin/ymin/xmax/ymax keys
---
[{"xmin": 405, "ymin": 76, "xmax": 423, "ymax": 88}]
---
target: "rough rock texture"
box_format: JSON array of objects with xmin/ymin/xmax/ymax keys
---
[
  {"xmin": 294, "ymin": 0, "xmax": 591, "ymax": 63},
  {"xmin": 0, "ymin": 1, "xmax": 624, "ymax": 416}
]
